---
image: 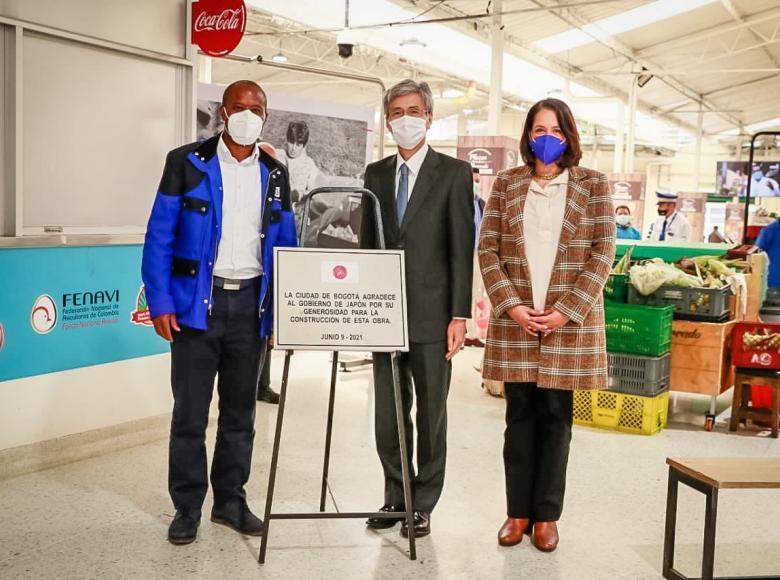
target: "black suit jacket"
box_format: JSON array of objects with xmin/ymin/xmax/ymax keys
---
[{"xmin": 362, "ymin": 147, "xmax": 474, "ymax": 343}]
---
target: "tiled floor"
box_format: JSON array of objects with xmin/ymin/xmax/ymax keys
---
[{"xmin": 1, "ymin": 348, "xmax": 778, "ymax": 579}]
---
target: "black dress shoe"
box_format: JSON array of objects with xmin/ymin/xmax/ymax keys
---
[
  {"xmin": 257, "ymin": 386, "xmax": 280, "ymax": 404},
  {"xmin": 168, "ymin": 510, "xmax": 200, "ymax": 545},
  {"xmin": 401, "ymin": 511, "xmax": 430, "ymax": 538},
  {"xmin": 365, "ymin": 505, "xmax": 406, "ymax": 529},
  {"xmin": 211, "ymin": 500, "xmax": 264, "ymax": 536}
]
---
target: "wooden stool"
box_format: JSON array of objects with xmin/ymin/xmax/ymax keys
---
[
  {"xmin": 730, "ymin": 368, "xmax": 780, "ymax": 438},
  {"xmin": 663, "ymin": 457, "xmax": 780, "ymax": 580}
]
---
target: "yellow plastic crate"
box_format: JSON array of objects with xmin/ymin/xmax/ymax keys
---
[{"xmin": 573, "ymin": 389, "xmax": 669, "ymax": 436}]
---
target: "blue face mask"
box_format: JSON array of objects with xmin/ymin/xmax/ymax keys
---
[{"xmin": 530, "ymin": 134, "xmax": 567, "ymax": 165}]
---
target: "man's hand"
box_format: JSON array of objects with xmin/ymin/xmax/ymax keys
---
[
  {"xmin": 528, "ymin": 308, "xmax": 569, "ymax": 337},
  {"xmin": 506, "ymin": 305, "xmax": 545, "ymax": 337},
  {"xmin": 152, "ymin": 313, "xmax": 181, "ymax": 342},
  {"xmin": 445, "ymin": 319, "xmax": 467, "ymax": 360}
]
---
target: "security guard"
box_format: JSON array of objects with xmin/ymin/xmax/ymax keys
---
[{"xmin": 648, "ymin": 189, "xmax": 691, "ymax": 242}]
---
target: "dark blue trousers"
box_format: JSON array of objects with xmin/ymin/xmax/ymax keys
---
[{"xmin": 168, "ymin": 281, "xmax": 266, "ymax": 513}]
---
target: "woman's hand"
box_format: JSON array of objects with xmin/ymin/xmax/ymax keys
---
[
  {"xmin": 506, "ymin": 305, "xmax": 546, "ymax": 337},
  {"xmin": 528, "ymin": 308, "xmax": 569, "ymax": 336}
]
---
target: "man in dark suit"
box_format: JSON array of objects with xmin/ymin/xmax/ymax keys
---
[{"xmin": 362, "ymin": 79, "xmax": 474, "ymax": 538}]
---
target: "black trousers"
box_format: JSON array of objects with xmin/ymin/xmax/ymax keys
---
[
  {"xmin": 169, "ymin": 281, "xmax": 266, "ymax": 513},
  {"xmin": 373, "ymin": 341, "xmax": 451, "ymax": 513},
  {"xmin": 258, "ymin": 342, "xmax": 272, "ymax": 390},
  {"xmin": 504, "ymin": 382, "xmax": 573, "ymax": 521}
]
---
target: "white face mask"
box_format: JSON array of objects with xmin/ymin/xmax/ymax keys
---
[
  {"xmin": 615, "ymin": 214, "xmax": 631, "ymax": 226},
  {"xmin": 389, "ymin": 115, "xmax": 428, "ymax": 150},
  {"xmin": 224, "ymin": 109, "xmax": 264, "ymax": 146}
]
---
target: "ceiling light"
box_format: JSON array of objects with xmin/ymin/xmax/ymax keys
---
[
  {"xmin": 271, "ymin": 39, "xmax": 288, "ymax": 63},
  {"xmin": 399, "ymin": 37, "xmax": 427, "ymax": 49}
]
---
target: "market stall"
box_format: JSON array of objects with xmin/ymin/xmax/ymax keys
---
[{"xmin": 592, "ymin": 241, "xmax": 769, "ymax": 432}]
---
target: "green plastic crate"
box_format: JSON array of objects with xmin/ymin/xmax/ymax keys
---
[
  {"xmin": 604, "ymin": 273, "xmax": 628, "ymax": 303},
  {"xmin": 605, "ymin": 303, "xmax": 674, "ymax": 356}
]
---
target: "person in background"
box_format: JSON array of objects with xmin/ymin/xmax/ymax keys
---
[
  {"xmin": 142, "ymin": 80, "xmax": 297, "ymax": 545},
  {"xmin": 708, "ymin": 225, "xmax": 731, "ymax": 244},
  {"xmin": 362, "ymin": 79, "xmax": 474, "ymax": 539},
  {"xmin": 479, "ymin": 98, "xmax": 615, "ymax": 553},
  {"xmin": 615, "ymin": 205, "xmax": 641, "ymax": 240},
  {"xmin": 751, "ymin": 163, "xmax": 780, "ymax": 197},
  {"xmin": 466, "ymin": 167, "xmax": 488, "ymax": 348},
  {"xmin": 277, "ymin": 120, "xmax": 321, "ymax": 209},
  {"xmin": 648, "ymin": 190, "xmax": 691, "ymax": 242},
  {"xmin": 472, "ymin": 167, "xmax": 486, "ymax": 247},
  {"xmin": 255, "ymin": 141, "xmax": 282, "ymax": 404},
  {"xmin": 757, "ymin": 218, "xmax": 780, "ymax": 301}
]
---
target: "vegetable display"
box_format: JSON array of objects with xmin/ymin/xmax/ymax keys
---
[
  {"xmin": 742, "ymin": 329, "xmax": 780, "ymax": 351},
  {"xmin": 627, "ymin": 255, "xmax": 747, "ymax": 296}
]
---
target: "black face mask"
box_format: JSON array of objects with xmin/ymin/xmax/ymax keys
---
[{"xmin": 658, "ymin": 209, "xmax": 668, "ymax": 217}]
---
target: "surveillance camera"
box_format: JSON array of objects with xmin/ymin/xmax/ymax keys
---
[
  {"xmin": 337, "ymin": 30, "xmax": 355, "ymax": 59},
  {"xmin": 338, "ymin": 43, "xmax": 354, "ymax": 59}
]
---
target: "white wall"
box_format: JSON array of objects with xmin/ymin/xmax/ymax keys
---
[{"xmin": 0, "ymin": 355, "xmax": 171, "ymax": 451}]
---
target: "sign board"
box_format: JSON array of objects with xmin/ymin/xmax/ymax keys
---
[
  {"xmin": 0, "ymin": 245, "xmax": 167, "ymax": 382},
  {"xmin": 274, "ymin": 248, "xmax": 409, "ymax": 352},
  {"xmin": 456, "ymin": 136, "xmax": 520, "ymax": 177},
  {"xmin": 192, "ymin": 0, "xmax": 246, "ymax": 57}
]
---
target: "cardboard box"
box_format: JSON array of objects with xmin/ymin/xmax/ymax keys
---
[{"xmin": 670, "ymin": 320, "xmax": 736, "ymax": 396}]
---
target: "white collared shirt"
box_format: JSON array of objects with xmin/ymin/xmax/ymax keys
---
[
  {"xmin": 213, "ymin": 136, "xmax": 264, "ymax": 279},
  {"xmin": 649, "ymin": 211, "xmax": 691, "ymax": 242},
  {"xmin": 395, "ymin": 143, "xmax": 429, "ymax": 201},
  {"xmin": 524, "ymin": 170, "xmax": 569, "ymax": 311}
]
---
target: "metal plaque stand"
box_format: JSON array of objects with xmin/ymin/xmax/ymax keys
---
[{"xmin": 259, "ymin": 188, "xmax": 416, "ymax": 563}]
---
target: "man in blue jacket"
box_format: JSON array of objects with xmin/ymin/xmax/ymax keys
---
[{"xmin": 142, "ymin": 80, "xmax": 297, "ymax": 545}]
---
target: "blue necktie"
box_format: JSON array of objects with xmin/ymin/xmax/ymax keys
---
[
  {"xmin": 397, "ymin": 163, "xmax": 409, "ymax": 226},
  {"xmin": 659, "ymin": 218, "xmax": 668, "ymax": 241}
]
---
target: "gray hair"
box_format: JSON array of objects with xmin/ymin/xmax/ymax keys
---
[{"xmin": 383, "ymin": 79, "xmax": 434, "ymax": 117}]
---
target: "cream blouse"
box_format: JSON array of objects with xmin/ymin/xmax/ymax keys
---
[{"xmin": 523, "ymin": 170, "xmax": 569, "ymax": 311}]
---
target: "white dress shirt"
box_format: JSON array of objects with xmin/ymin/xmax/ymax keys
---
[
  {"xmin": 649, "ymin": 211, "xmax": 691, "ymax": 242},
  {"xmin": 395, "ymin": 143, "xmax": 429, "ymax": 201},
  {"xmin": 524, "ymin": 170, "xmax": 569, "ymax": 311},
  {"xmin": 213, "ymin": 136, "xmax": 264, "ymax": 279}
]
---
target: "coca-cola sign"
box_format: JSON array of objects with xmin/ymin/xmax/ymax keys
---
[{"xmin": 192, "ymin": 0, "xmax": 246, "ymax": 57}]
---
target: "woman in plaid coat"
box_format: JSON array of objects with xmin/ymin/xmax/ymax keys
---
[{"xmin": 478, "ymin": 99, "xmax": 616, "ymax": 552}]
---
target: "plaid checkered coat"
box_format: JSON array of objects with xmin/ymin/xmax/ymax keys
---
[{"xmin": 478, "ymin": 165, "xmax": 616, "ymax": 390}]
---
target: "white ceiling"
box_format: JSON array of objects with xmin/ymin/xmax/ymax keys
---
[{"xmin": 208, "ymin": 0, "xmax": 780, "ymax": 150}]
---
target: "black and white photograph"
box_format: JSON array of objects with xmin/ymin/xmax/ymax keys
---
[{"xmin": 196, "ymin": 85, "xmax": 373, "ymax": 247}]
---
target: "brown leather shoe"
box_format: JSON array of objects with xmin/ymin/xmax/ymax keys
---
[
  {"xmin": 532, "ymin": 521, "xmax": 559, "ymax": 552},
  {"xmin": 497, "ymin": 517, "xmax": 530, "ymax": 547}
]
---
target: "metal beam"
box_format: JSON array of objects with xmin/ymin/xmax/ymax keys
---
[
  {"xmin": 487, "ymin": 0, "xmax": 504, "ymax": 135},
  {"xmin": 719, "ymin": 0, "xmax": 780, "ymax": 68},
  {"xmin": 393, "ymin": 0, "xmax": 701, "ymax": 134},
  {"xmin": 703, "ymin": 73, "xmax": 780, "ymax": 97},
  {"xmin": 528, "ymin": 0, "xmax": 745, "ymax": 130},
  {"xmin": 636, "ymin": 5, "xmax": 780, "ymax": 58}
]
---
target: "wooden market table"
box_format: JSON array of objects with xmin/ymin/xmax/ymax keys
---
[{"xmin": 663, "ymin": 457, "xmax": 780, "ymax": 580}]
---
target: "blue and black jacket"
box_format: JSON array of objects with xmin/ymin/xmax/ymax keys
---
[{"xmin": 141, "ymin": 134, "xmax": 298, "ymax": 336}]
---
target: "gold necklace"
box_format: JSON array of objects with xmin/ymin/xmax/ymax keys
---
[{"xmin": 533, "ymin": 170, "xmax": 562, "ymax": 180}]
